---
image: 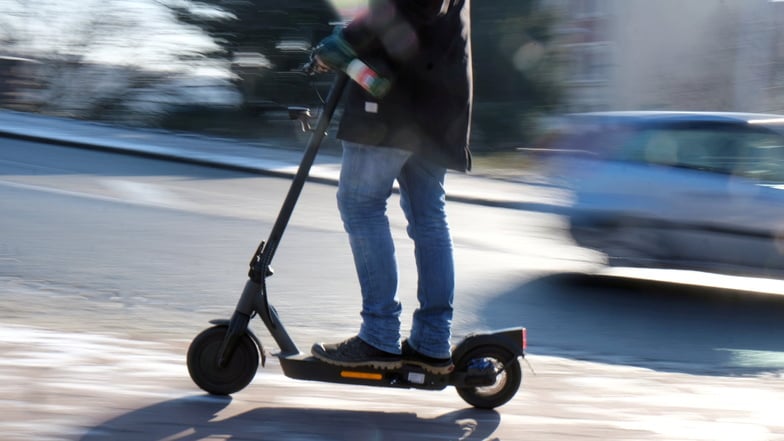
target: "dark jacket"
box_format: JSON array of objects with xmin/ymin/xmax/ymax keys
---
[{"xmin": 337, "ymin": 0, "xmax": 473, "ymax": 172}]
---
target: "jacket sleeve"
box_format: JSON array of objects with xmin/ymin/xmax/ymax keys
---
[{"xmin": 341, "ymin": 0, "xmax": 450, "ymax": 55}]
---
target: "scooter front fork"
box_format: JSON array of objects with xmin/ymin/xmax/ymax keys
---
[
  {"xmin": 216, "ymin": 278, "xmax": 260, "ymax": 367},
  {"xmin": 217, "ymin": 310, "xmax": 251, "ymax": 367},
  {"xmin": 218, "ymin": 278, "xmax": 301, "ymax": 367}
]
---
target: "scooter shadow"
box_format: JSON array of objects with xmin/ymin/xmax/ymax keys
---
[
  {"xmin": 479, "ymin": 271, "xmax": 784, "ymax": 375},
  {"xmin": 77, "ymin": 395, "xmax": 502, "ymax": 441}
]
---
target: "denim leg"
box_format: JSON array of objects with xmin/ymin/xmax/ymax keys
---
[
  {"xmin": 397, "ymin": 156, "xmax": 454, "ymax": 359},
  {"xmin": 337, "ymin": 142, "xmax": 412, "ymax": 355}
]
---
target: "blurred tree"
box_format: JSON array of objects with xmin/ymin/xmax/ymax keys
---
[
  {"xmin": 471, "ymin": 0, "xmax": 564, "ymax": 150},
  {"xmin": 192, "ymin": 0, "xmax": 340, "ymax": 110},
  {"xmin": 0, "ymin": 0, "xmax": 240, "ymax": 123},
  {"xmin": 1, "ymin": 0, "xmax": 563, "ymax": 150}
]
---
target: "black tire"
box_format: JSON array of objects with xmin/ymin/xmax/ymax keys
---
[
  {"xmin": 187, "ymin": 325, "xmax": 259, "ymax": 395},
  {"xmin": 455, "ymin": 346, "xmax": 522, "ymax": 409}
]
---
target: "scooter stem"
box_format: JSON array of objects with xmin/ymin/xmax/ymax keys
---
[
  {"xmin": 254, "ymin": 72, "xmax": 349, "ymax": 274},
  {"xmin": 227, "ymin": 73, "xmax": 349, "ymax": 360}
]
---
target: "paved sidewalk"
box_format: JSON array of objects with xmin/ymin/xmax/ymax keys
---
[{"xmin": 0, "ymin": 109, "xmax": 570, "ymax": 210}]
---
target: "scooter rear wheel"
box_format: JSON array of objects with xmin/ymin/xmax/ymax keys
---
[
  {"xmin": 455, "ymin": 346, "xmax": 522, "ymax": 409},
  {"xmin": 187, "ymin": 325, "xmax": 259, "ymax": 395}
]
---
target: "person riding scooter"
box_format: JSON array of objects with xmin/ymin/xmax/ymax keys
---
[{"xmin": 309, "ymin": 0, "xmax": 473, "ymax": 374}]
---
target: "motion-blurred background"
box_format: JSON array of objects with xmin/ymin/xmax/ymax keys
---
[{"xmin": 1, "ymin": 0, "xmax": 783, "ymax": 153}]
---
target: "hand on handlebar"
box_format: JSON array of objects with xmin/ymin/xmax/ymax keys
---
[
  {"xmin": 311, "ymin": 34, "xmax": 356, "ymax": 72},
  {"xmin": 311, "ymin": 55, "xmax": 333, "ymax": 74},
  {"xmin": 307, "ymin": 33, "xmax": 392, "ymax": 98}
]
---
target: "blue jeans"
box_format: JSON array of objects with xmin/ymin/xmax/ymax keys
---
[{"xmin": 337, "ymin": 142, "xmax": 455, "ymax": 359}]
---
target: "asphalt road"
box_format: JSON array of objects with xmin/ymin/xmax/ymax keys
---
[{"xmin": 2, "ymin": 137, "xmax": 784, "ymax": 441}]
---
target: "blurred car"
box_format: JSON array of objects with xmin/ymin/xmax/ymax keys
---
[{"xmin": 540, "ymin": 111, "xmax": 784, "ymax": 278}]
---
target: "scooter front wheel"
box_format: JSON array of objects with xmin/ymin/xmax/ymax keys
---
[
  {"xmin": 187, "ymin": 325, "xmax": 259, "ymax": 395},
  {"xmin": 454, "ymin": 346, "xmax": 522, "ymax": 409}
]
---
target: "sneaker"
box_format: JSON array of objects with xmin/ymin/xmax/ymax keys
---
[
  {"xmin": 311, "ymin": 336, "xmax": 402, "ymax": 370},
  {"xmin": 401, "ymin": 339, "xmax": 454, "ymax": 374}
]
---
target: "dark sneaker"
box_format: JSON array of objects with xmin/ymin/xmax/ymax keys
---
[
  {"xmin": 402, "ymin": 340, "xmax": 454, "ymax": 374},
  {"xmin": 311, "ymin": 336, "xmax": 402, "ymax": 370}
]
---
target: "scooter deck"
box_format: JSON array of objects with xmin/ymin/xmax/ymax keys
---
[{"xmin": 278, "ymin": 353, "xmax": 451, "ymax": 390}]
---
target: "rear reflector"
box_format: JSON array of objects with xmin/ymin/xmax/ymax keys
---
[
  {"xmin": 341, "ymin": 371, "xmax": 383, "ymax": 381},
  {"xmin": 522, "ymin": 328, "xmax": 527, "ymax": 351}
]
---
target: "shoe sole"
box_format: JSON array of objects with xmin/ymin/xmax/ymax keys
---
[
  {"xmin": 311, "ymin": 351, "xmax": 403, "ymax": 370},
  {"xmin": 402, "ymin": 359, "xmax": 455, "ymax": 375}
]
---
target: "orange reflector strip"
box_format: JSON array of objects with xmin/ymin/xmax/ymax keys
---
[{"xmin": 340, "ymin": 371, "xmax": 383, "ymax": 381}]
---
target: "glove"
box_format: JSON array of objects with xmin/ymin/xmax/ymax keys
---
[{"xmin": 311, "ymin": 33, "xmax": 357, "ymax": 72}]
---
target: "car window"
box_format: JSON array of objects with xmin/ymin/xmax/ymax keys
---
[
  {"xmin": 613, "ymin": 126, "xmax": 784, "ymax": 182},
  {"xmin": 735, "ymin": 135, "xmax": 784, "ymax": 182}
]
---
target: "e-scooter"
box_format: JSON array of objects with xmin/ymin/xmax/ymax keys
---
[{"xmin": 186, "ymin": 64, "xmax": 528, "ymax": 409}]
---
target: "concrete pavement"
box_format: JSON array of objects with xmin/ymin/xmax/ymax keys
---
[
  {"xmin": 4, "ymin": 322, "xmax": 783, "ymax": 441},
  {"xmin": 0, "ymin": 109, "xmax": 570, "ymax": 211}
]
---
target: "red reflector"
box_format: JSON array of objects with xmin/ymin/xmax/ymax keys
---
[{"xmin": 522, "ymin": 328, "xmax": 527, "ymax": 350}]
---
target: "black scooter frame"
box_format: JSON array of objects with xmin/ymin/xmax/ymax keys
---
[
  {"xmin": 190, "ymin": 72, "xmax": 527, "ymax": 409},
  {"xmin": 217, "ymin": 74, "xmax": 351, "ymax": 367}
]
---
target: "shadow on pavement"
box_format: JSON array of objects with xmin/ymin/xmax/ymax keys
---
[
  {"xmin": 78, "ymin": 395, "xmax": 501, "ymax": 441},
  {"xmin": 480, "ymin": 272, "xmax": 784, "ymax": 376}
]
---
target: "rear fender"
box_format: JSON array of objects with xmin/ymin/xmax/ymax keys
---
[{"xmin": 452, "ymin": 327, "xmax": 526, "ymax": 363}]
